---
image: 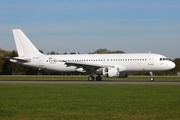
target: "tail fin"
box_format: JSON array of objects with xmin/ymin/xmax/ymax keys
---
[{"xmin": 12, "ymin": 29, "xmax": 43, "ymax": 57}]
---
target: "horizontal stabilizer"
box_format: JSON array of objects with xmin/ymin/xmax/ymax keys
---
[{"xmin": 11, "ymin": 57, "xmax": 31, "ymax": 62}]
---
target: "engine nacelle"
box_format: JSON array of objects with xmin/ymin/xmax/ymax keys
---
[
  {"xmin": 118, "ymin": 71, "xmax": 128, "ymax": 78},
  {"xmin": 102, "ymin": 67, "xmax": 128, "ymax": 78}
]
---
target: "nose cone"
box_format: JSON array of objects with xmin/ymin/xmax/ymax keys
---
[{"xmin": 169, "ymin": 61, "xmax": 176, "ymax": 69}]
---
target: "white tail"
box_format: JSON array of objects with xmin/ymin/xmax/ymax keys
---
[{"xmin": 12, "ymin": 29, "xmax": 43, "ymax": 57}]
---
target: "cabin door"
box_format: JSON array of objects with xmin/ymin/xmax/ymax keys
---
[
  {"xmin": 39, "ymin": 56, "xmax": 44, "ymax": 70},
  {"xmin": 148, "ymin": 55, "xmax": 154, "ymax": 65}
]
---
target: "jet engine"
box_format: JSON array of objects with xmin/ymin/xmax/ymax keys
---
[{"xmin": 102, "ymin": 67, "xmax": 128, "ymax": 78}]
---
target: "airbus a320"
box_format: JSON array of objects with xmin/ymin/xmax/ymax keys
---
[{"xmin": 10, "ymin": 29, "xmax": 175, "ymax": 81}]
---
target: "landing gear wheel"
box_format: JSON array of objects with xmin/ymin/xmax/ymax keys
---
[
  {"xmin": 96, "ymin": 75, "xmax": 102, "ymax": 81},
  {"xmin": 88, "ymin": 75, "xmax": 94, "ymax": 81},
  {"xmin": 150, "ymin": 77, "xmax": 154, "ymax": 81}
]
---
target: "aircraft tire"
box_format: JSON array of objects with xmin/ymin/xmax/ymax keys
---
[
  {"xmin": 96, "ymin": 75, "xmax": 102, "ymax": 81},
  {"xmin": 88, "ymin": 75, "xmax": 94, "ymax": 81},
  {"xmin": 150, "ymin": 77, "xmax": 154, "ymax": 81}
]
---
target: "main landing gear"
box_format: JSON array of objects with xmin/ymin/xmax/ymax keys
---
[
  {"xmin": 88, "ymin": 75, "xmax": 102, "ymax": 81},
  {"xmin": 149, "ymin": 71, "xmax": 154, "ymax": 81}
]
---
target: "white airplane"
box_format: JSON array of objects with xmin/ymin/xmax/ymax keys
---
[{"xmin": 10, "ymin": 29, "xmax": 175, "ymax": 81}]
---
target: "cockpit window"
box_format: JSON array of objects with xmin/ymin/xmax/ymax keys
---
[{"xmin": 160, "ymin": 58, "xmax": 170, "ymax": 61}]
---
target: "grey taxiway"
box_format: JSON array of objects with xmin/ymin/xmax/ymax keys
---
[{"xmin": 0, "ymin": 80, "xmax": 180, "ymax": 85}]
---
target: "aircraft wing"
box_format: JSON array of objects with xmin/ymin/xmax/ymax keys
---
[{"xmin": 65, "ymin": 61, "xmax": 112, "ymax": 72}]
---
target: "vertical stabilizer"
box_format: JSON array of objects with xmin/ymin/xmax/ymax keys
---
[{"xmin": 12, "ymin": 29, "xmax": 43, "ymax": 57}]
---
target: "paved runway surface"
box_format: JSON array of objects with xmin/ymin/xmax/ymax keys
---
[{"xmin": 0, "ymin": 80, "xmax": 180, "ymax": 85}]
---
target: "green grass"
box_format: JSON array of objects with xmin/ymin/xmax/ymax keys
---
[
  {"xmin": 0, "ymin": 84, "xmax": 180, "ymax": 120},
  {"xmin": 0, "ymin": 75, "xmax": 180, "ymax": 81}
]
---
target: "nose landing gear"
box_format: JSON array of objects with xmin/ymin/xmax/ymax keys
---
[{"xmin": 149, "ymin": 71, "xmax": 154, "ymax": 81}]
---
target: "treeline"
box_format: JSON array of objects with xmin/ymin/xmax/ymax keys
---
[{"xmin": 0, "ymin": 48, "xmax": 179, "ymax": 75}]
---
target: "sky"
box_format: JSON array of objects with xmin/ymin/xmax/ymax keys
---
[{"xmin": 0, "ymin": 0, "xmax": 180, "ymax": 59}]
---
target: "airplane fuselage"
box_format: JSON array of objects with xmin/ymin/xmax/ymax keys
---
[{"xmin": 12, "ymin": 53, "xmax": 174, "ymax": 72}]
